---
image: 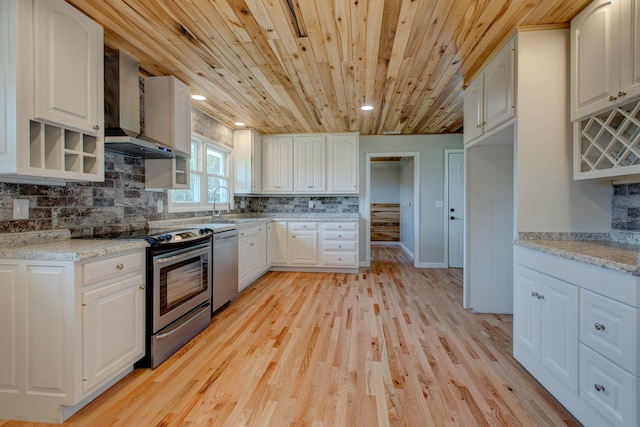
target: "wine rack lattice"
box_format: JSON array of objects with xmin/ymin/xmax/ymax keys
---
[{"xmin": 579, "ymin": 98, "xmax": 640, "ymax": 173}]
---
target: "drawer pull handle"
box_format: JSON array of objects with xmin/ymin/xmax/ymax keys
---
[
  {"xmin": 594, "ymin": 384, "xmax": 606, "ymax": 393},
  {"xmin": 116, "ymin": 263, "xmax": 124, "ymax": 270},
  {"xmin": 594, "ymin": 323, "xmax": 606, "ymax": 331}
]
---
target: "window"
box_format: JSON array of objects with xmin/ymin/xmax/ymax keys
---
[{"xmin": 168, "ymin": 134, "xmax": 232, "ymax": 213}]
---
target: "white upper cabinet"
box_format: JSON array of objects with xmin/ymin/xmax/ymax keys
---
[
  {"xmin": 262, "ymin": 136, "xmax": 293, "ymax": 192},
  {"xmin": 33, "ymin": 0, "xmax": 103, "ymax": 135},
  {"xmin": 294, "ymin": 135, "xmax": 326, "ymax": 192},
  {"xmin": 571, "ymin": 0, "xmax": 640, "ymax": 120},
  {"xmin": 327, "ymin": 133, "xmax": 359, "ymax": 193},
  {"xmin": 0, "ymin": 0, "xmax": 104, "ymax": 183},
  {"xmin": 144, "ymin": 75, "xmax": 191, "ymax": 154},
  {"xmin": 234, "ymin": 129, "xmax": 262, "ymax": 194},
  {"xmin": 463, "ymin": 40, "xmax": 515, "ymax": 144}
]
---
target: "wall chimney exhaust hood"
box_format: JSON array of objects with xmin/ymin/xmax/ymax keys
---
[{"xmin": 104, "ymin": 51, "xmax": 189, "ymax": 160}]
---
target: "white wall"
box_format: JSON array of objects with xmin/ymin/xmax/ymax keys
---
[
  {"xmin": 359, "ymin": 134, "xmax": 464, "ymax": 266},
  {"xmin": 399, "ymin": 158, "xmax": 415, "ymax": 254},
  {"xmin": 370, "ymin": 161, "xmax": 401, "ymax": 203}
]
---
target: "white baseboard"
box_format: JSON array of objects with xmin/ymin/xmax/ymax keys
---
[
  {"xmin": 371, "ymin": 241, "xmax": 400, "ymax": 247},
  {"xmin": 399, "ymin": 243, "xmax": 414, "ymax": 260},
  {"xmin": 415, "ymin": 262, "xmax": 447, "ymax": 268}
]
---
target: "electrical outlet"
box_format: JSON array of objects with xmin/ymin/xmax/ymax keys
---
[
  {"xmin": 157, "ymin": 200, "xmax": 163, "ymax": 213},
  {"xmin": 308, "ymin": 200, "xmax": 314, "ymax": 208},
  {"xmin": 240, "ymin": 200, "xmax": 246, "ymax": 209},
  {"xmin": 13, "ymin": 199, "xmax": 29, "ymax": 220}
]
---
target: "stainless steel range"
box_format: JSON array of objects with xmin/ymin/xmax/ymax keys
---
[{"xmin": 145, "ymin": 228, "xmax": 212, "ymax": 368}]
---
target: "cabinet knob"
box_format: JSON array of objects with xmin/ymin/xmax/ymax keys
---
[
  {"xmin": 139, "ymin": 285, "xmax": 145, "ymax": 290},
  {"xmin": 116, "ymin": 263, "xmax": 124, "ymax": 270},
  {"xmin": 93, "ymin": 125, "xmax": 100, "ymax": 130},
  {"xmin": 250, "ymin": 242, "xmax": 255, "ymax": 246},
  {"xmin": 537, "ymin": 293, "xmax": 544, "ymax": 300},
  {"xmin": 594, "ymin": 384, "xmax": 606, "ymax": 393},
  {"xmin": 594, "ymin": 323, "xmax": 606, "ymax": 331},
  {"xmin": 609, "ymin": 95, "xmax": 618, "ymax": 102},
  {"xmin": 530, "ymin": 291, "xmax": 538, "ymax": 298},
  {"xmin": 618, "ymin": 90, "xmax": 627, "ymax": 97}
]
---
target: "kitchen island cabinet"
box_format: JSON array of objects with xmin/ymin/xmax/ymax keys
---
[{"xmin": 0, "ymin": 240, "xmax": 146, "ymax": 423}]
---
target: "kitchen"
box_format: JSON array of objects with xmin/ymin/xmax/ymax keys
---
[{"xmin": 1, "ymin": 0, "xmax": 639, "ymax": 425}]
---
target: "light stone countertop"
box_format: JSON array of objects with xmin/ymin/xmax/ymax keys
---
[
  {"xmin": 0, "ymin": 238, "xmax": 148, "ymax": 262},
  {"xmin": 514, "ymin": 239, "xmax": 640, "ymax": 276}
]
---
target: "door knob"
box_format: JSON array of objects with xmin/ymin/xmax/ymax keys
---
[
  {"xmin": 450, "ymin": 216, "xmax": 457, "ymax": 220},
  {"xmin": 450, "ymin": 208, "xmax": 455, "ymax": 212}
]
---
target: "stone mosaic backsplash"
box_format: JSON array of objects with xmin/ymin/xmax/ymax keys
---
[
  {"xmin": 233, "ymin": 195, "xmax": 359, "ymax": 215},
  {"xmin": 612, "ymin": 183, "xmax": 640, "ymax": 231}
]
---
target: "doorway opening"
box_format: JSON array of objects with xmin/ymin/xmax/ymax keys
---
[{"xmin": 365, "ymin": 152, "xmax": 420, "ymax": 267}]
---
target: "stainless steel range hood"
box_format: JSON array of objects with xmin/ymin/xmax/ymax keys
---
[{"xmin": 104, "ymin": 51, "xmax": 189, "ymax": 160}]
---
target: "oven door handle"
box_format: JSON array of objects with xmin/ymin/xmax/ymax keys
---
[{"xmin": 155, "ymin": 246, "xmax": 209, "ymax": 265}]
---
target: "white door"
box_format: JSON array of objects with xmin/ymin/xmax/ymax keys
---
[{"xmin": 447, "ymin": 152, "xmax": 464, "ymax": 268}]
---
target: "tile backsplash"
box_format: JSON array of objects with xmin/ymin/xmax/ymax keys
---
[
  {"xmin": 234, "ymin": 195, "xmax": 359, "ymax": 214},
  {"xmin": 612, "ymin": 183, "xmax": 640, "ymax": 231}
]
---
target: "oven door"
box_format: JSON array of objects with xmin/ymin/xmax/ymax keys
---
[{"xmin": 152, "ymin": 242, "xmax": 211, "ymax": 332}]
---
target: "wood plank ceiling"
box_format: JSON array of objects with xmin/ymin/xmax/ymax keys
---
[{"xmin": 67, "ymin": 0, "xmax": 591, "ymax": 136}]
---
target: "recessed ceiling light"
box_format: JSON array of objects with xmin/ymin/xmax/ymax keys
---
[
  {"xmin": 191, "ymin": 94, "xmax": 206, "ymax": 101},
  {"xmin": 361, "ymin": 105, "xmax": 374, "ymax": 111},
  {"xmin": 234, "ymin": 122, "xmax": 246, "ymax": 127}
]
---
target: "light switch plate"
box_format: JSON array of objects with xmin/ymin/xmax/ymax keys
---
[
  {"xmin": 308, "ymin": 200, "xmax": 314, "ymax": 208},
  {"xmin": 13, "ymin": 199, "xmax": 29, "ymax": 220},
  {"xmin": 157, "ymin": 200, "xmax": 163, "ymax": 213}
]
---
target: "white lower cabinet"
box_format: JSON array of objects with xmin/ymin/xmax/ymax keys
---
[
  {"xmin": 289, "ymin": 222, "xmax": 318, "ymax": 266},
  {"xmin": 321, "ymin": 222, "xmax": 359, "ymax": 268},
  {"xmin": 0, "ymin": 249, "xmax": 145, "ymax": 423},
  {"xmin": 267, "ymin": 221, "xmax": 288, "ymax": 265},
  {"xmin": 238, "ymin": 223, "xmax": 267, "ymax": 291},
  {"xmin": 514, "ymin": 245, "xmax": 640, "ymax": 427}
]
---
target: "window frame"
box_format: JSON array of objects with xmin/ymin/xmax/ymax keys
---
[{"xmin": 167, "ymin": 133, "xmax": 233, "ymax": 214}]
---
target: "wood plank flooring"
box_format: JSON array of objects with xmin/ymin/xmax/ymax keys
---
[{"xmin": 1, "ymin": 247, "xmax": 577, "ymax": 426}]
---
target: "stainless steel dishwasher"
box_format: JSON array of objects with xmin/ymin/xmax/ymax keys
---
[{"xmin": 211, "ymin": 229, "xmax": 239, "ymax": 313}]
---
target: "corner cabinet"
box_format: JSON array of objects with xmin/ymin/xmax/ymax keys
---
[
  {"xmin": 0, "ymin": 0, "xmax": 105, "ymax": 183},
  {"xmin": 570, "ymin": 0, "xmax": 640, "ymax": 121},
  {"xmin": 234, "ymin": 129, "xmax": 262, "ymax": 194},
  {"xmin": 514, "ymin": 245, "xmax": 640, "ymax": 427},
  {"xmin": 463, "ymin": 39, "xmax": 515, "ymax": 145},
  {"xmin": 0, "ymin": 249, "xmax": 145, "ymax": 423}
]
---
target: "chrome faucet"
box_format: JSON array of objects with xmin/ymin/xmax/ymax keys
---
[{"xmin": 212, "ymin": 185, "xmax": 231, "ymax": 220}]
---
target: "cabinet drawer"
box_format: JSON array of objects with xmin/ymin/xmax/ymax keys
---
[
  {"xmin": 238, "ymin": 224, "xmax": 265, "ymax": 240},
  {"xmin": 323, "ymin": 222, "xmax": 357, "ymax": 231},
  {"xmin": 579, "ymin": 345, "xmax": 639, "ymax": 427},
  {"xmin": 323, "ymin": 231, "xmax": 357, "ymax": 241},
  {"xmin": 83, "ymin": 252, "xmax": 144, "ymax": 286},
  {"xmin": 323, "ymin": 240, "xmax": 358, "ymax": 251},
  {"xmin": 288, "ymin": 222, "xmax": 318, "ymax": 231},
  {"xmin": 580, "ymin": 289, "xmax": 639, "ymax": 375},
  {"xmin": 323, "ymin": 252, "xmax": 358, "ymax": 267}
]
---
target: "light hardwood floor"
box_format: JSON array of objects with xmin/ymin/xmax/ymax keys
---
[{"xmin": 1, "ymin": 247, "xmax": 577, "ymax": 426}]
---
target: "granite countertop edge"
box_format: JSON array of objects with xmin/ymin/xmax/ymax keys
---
[
  {"xmin": 0, "ymin": 239, "xmax": 149, "ymax": 262},
  {"xmin": 514, "ymin": 239, "xmax": 640, "ymax": 276}
]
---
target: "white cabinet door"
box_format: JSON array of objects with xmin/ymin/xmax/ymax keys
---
[
  {"xmin": 539, "ymin": 275, "xmax": 579, "ymax": 391},
  {"xmin": 238, "ymin": 236, "xmax": 253, "ymax": 289},
  {"xmin": 144, "ymin": 76, "xmax": 192, "ymax": 152},
  {"xmin": 483, "ymin": 40, "xmax": 514, "ymax": 131},
  {"xmin": 82, "ymin": 275, "xmax": 144, "ymax": 393},
  {"xmin": 513, "ymin": 265, "xmax": 541, "ymax": 359},
  {"xmin": 571, "ymin": 0, "xmax": 620, "ymax": 120},
  {"xmin": 33, "ymin": 0, "xmax": 103, "ymax": 134},
  {"xmin": 253, "ymin": 225, "xmax": 267, "ymax": 275},
  {"xmin": 327, "ymin": 134, "xmax": 358, "ymax": 193},
  {"xmin": 294, "ymin": 135, "xmax": 326, "ymax": 192},
  {"xmin": 463, "ymin": 76, "xmax": 484, "ymax": 144},
  {"xmin": 267, "ymin": 221, "xmax": 288, "ymax": 265},
  {"xmin": 262, "ymin": 136, "xmax": 293, "ymax": 192},
  {"xmin": 621, "ymin": 0, "xmax": 640, "ymax": 100},
  {"xmin": 0, "ymin": 265, "xmax": 19, "ymax": 391},
  {"xmin": 290, "ymin": 230, "xmax": 318, "ymax": 265},
  {"xmin": 234, "ymin": 129, "xmax": 262, "ymax": 194}
]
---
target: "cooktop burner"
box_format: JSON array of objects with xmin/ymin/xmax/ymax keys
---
[{"xmin": 92, "ymin": 227, "xmax": 213, "ymax": 246}]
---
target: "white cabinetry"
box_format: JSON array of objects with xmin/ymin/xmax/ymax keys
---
[
  {"xmin": 0, "ymin": 249, "xmax": 145, "ymax": 423},
  {"xmin": 294, "ymin": 135, "xmax": 326, "ymax": 192},
  {"xmin": 571, "ymin": 0, "xmax": 640, "ymax": 121},
  {"xmin": 234, "ymin": 129, "xmax": 262, "ymax": 194},
  {"xmin": 327, "ymin": 134, "xmax": 359, "ymax": 193},
  {"xmin": 262, "ymin": 136, "xmax": 293, "ymax": 192},
  {"xmin": 0, "ymin": 0, "xmax": 104, "ymax": 182},
  {"xmin": 267, "ymin": 221, "xmax": 288, "ymax": 265},
  {"xmin": 514, "ymin": 245, "xmax": 639, "ymax": 427},
  {"xmin": 288, "ymin": 222, "xmax": 319, "ymax": 265},
  {"xmin": 238, "ymin": 223, "xmax": 267, "ymax": 291},
  {"xmin": 321, "ymin": 222, "xmax": 359, "ymax": 268},
  {"xmin": 463, "ymin": 40, "xmax": 515, "ymax": 145},
  {"xmin": 144, "ymin": 76, "xmax": 191, "ymax": 154},
  {"xmin": 513, "ymin": 265, "xmax": 578, "ymax": 391}
]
